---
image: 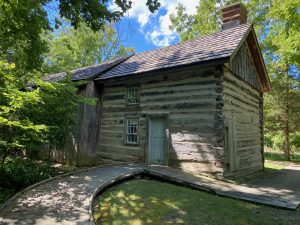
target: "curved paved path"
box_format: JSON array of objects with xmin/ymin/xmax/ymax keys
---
[
  {"xmin": 0, "ymin": 165, "xmax": 143, "ymax": 225},
  {"xmin": 1, "ymin": 163, "xmax": 300, "ymax": 225}
]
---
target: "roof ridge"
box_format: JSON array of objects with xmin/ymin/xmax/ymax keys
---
[
  {"xmin": 87, "ymin": 54, "xmax": 135, "ymax": 81},
  {"xmin": 70, "ymin": 55, "xmax": 131, "ymax": 72}
]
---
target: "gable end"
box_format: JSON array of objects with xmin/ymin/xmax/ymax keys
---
[
  {"xmin": 230, "ymin": 41, "xmax": 261, "ymax": 91},
  {"xmin": 229, "ymin": 27, "xmax": 271, "ymax": 92}
]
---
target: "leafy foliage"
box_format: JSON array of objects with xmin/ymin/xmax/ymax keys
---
[
  {"xmin": 0, "ymin": 157, "xmax": 58, "ymax": 189},
  {"xmin": 0, "ymin": 156, "xmax": 75, "ymax": 205},
  {"xmin": 169, "ymin": 0, "xmax": 275, "ymax": 42},
  {"xmin": 0, "ymin": 61, "xmax": 86, "ymax": 166},
  {"xmin": 0, "ymin": 0, "xmax": 50, "ymax": 70},
  {"xmin": 264, "ymin": 64, "xmax": 300, "ymax": 135},
  {"xmin": 57, "ymin": 0, "xmax": 160, "ymax": 31},
  {"xmin": 263, "ymin": 0, "xmax": 300, "ymax": 160},
  {"xmin": 0, "ymin": 188, "xmax": 14, "ymax": 205},
  {"xmin": 44, "ymin": 22, "xmax": 134, "ymax": 73},
  {"xmin": 0, "ymin": 0, "xmax": 159, "ymax": 70},
  {"xmin": 170, "ymin": 0, "xmax": 247, "ymax": 41},
  {"xmin": 0, "ymin": 1, "xmax": 140, "ymax": 166},
  {"xmin": 0, "ymin": 61, "xmax": 47, "ymax": 165},
  {"xmin": 265, "ymin": 132, "xmax": 300, "ymax": 153},
  {"xmin": 0, "ymin": 0, "xmax": 157, "ymax": 197}
]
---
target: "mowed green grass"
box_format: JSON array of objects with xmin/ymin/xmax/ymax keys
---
[
  {"xmin": 264, "ymin": 162, "xmax": 285, "ymax": 173},
  {"xmin": 94, "ymin": 179, "xmax": 300, "ymax": 225},
  {"xmin": 264, "ymin": 151, "xmax": 300, "ymax": 164}
]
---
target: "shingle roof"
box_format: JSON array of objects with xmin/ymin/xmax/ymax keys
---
[
  {"xmin": 45, "ymin": 24, "xmax": 252, "ymax": 83},
  {"xmin": 95, "ymin": 24, "xmax": 251, "ymax": 81},
  {"xmin": 43, "ymin": 71, "xmax": 68, "ymax": 82},
  {"xmin": 44, "ymin": 56, "xmax": 131, "ymax": 82}
]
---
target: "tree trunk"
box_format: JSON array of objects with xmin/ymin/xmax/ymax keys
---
[
  {"xmin": 284, "ymin": 112, "xmax": 291, "ymax": 161},
  {"xmin": 284, "ymin": 68, "xmax": 291, "ymax": 161},
  {"xmin": 284, "ymin": 121, "xmax": 291, "ymax": 161}
]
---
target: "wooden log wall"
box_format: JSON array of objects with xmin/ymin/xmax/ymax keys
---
[
  {"xmin": 98, "ymin": 65, "xmax": 226, "ymax": 176},
  {"xmin": 74, "ymin": 81, "xmax": 102, "ymax": 165},
  {"xmin": 222, "ymin": 67, "xmax": 263, "ymax": 178},
  {"xmin": 41, "ymin": 81, "xmax": 102, "ymax": 166}
]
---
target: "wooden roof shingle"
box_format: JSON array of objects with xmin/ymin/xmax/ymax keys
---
[
  {"xmin": 44, "ymin": 56, "xmax": 131, "ymax": 82},
  {"xmin": 95, "ymin": 24, "xmax": 251, "ymax": 81}
]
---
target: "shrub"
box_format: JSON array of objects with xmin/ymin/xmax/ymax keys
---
[{"xmin": 0, "ymin": 157, "xmax": 61, "ymax": 191}]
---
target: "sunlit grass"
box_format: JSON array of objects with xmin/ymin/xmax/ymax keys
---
[
  {"xmin": 94, "ymin": 179, "xmax": 300, "ymax": 225},
  {"xmin": 265, "ymin": 163, "xmax": 284, "ymax": 170},
  {"xmin": 264, "ymin": 150, "xmax": 300, "ymax": 164}
]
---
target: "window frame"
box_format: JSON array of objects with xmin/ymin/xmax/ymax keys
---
[
  {"xmin": 126, "ymin": 85, "xmax": 140, "ymax": 105},
  {"xmin": 124, "ymin": 117, "xmax": 139, "ymax": 145}
]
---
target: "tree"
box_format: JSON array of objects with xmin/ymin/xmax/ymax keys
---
[
  {"xmin": 264, "ymin": 63, "xmax": 300, "ymax": 160},
  {"xmin": 170, "ymin": 0, "xmax": 240, "ymax": 41},
  {"xmin": 57, "ymin": 0, "xmax": 161, "ymax": 30},
  {"xmin": 0, "ymin": 61, "xmax": 46, "ymax": 167},
  {"xmin": 44, "ymin": 22, "xmax": 134, "ymax": 73},
  {"xmin": 263, "ymin": 0, "xmax": 300, "ymax": 160},
  {"xmin": 169, "ymin": 0, "xmax": 271, "ymax": 41},
  {"xmin": 0, "ymin": 0, "xmax": 147, "ymax": 164},
  {"xmin": 0, "ymin": 60, "xmax": 89, "ymax": 167},
  {"xmin": 0, "ymin": 0, "xmax": 50, "ymax": 70},
  {"xmin": 0, "ymin": 0, "xmax": 160, "ymax": 70}
]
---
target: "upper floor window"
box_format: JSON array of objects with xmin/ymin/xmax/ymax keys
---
[{"xmin": 127, "ymin": 86, "xmax": 140, "ymax": 104}]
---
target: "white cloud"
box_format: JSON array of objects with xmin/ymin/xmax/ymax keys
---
[
  {"xmin": 145, "ymin": 29, "xmax": 176, "ymax": 47},
  {"xmin": 139, "ymin": 1, "xmax": 198, "ymax": 47},
  {"xmin": 111, "ymin": 0, "xmax": 199, "ymax": 47}
]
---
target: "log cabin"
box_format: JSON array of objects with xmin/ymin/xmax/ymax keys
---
[{"xmin": 46, "ymin": 3, "xmax": 271, "ymax": 178}]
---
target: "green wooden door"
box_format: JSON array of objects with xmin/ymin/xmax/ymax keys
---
[{"xmin": 148, "ymin": 117, "xmax": 166, "ymax": 164}]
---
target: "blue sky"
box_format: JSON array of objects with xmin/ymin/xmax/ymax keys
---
[
  {"xmin": 109, "ymin": 0, "xmax": 198, "ymax": 53},
  {"xmin": 46, "ymin": 1, "xmax": 198, "ymax": 53}
]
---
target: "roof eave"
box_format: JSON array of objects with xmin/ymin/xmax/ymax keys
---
[
  {"xmin": 94, "ymin": 57, "xmax": 230, "ymax": 83},
  {"xmin": 229, "ymin": 23, "xmax": 253, "ymax": 62},
  {"xmin": 249, "ymin": 26, "xmax": 271, "ymax": 92}
]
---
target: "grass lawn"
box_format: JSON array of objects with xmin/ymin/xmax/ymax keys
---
[
  {"xmin": 94, "ymin": 179, "xmax": 300, "ymax": 225},
  {"xmin": 264, "ymin": 151, "xmax": 300, "ymax": 164},
  {"xmin": 264, "ymin": 162, "xmax": 285, "ymax": 174}
]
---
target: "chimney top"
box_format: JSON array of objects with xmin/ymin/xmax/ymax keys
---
[{"xmin": 221, "ymin": 3, "xmax": 248, "ymax": 31}]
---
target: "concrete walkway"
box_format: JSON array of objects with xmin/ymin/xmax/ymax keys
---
[{"xmin": 0, "ymin": 163, "xmax": 299, "ymax": 225}]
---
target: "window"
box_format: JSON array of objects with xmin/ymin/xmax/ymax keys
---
[
  {"xmin": 127, "ymin": 86, "xmax": 140, "ymax": 104},
  {"xmin": 126, "ymin": 118, "xmax": 139, "ymax": 144}
]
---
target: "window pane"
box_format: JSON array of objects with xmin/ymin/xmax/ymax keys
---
[
  {"xmin": 126, "ymin": 118, "xmax": 138, "ymax": 143},
  {"xmin": 127, "ymin": 86, "xmax": 139, "ymax": 104}
]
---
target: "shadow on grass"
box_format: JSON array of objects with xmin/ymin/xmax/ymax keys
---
[{"xmin": 93, "ymin": 178, "xmax": 300, "ymax": 225}]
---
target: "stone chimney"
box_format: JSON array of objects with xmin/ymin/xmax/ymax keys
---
[{"xmin": 221, "ymin": 3, "xmax": 247, "ymax": 30}]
